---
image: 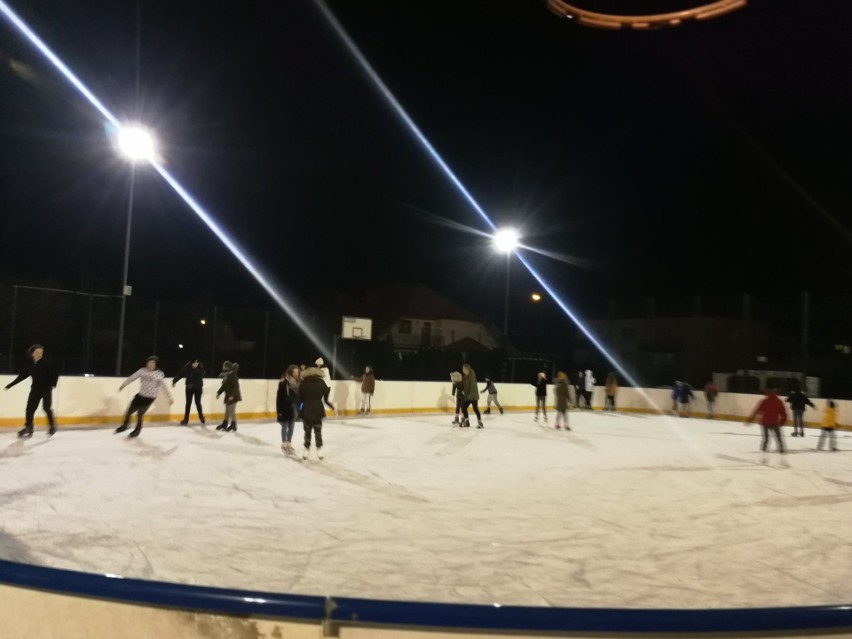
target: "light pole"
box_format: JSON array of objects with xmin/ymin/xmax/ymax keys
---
[
  {"xmin": 493, "ymin": 228, "xmax": 519, "ymax": 338},
  {"xmin": 114, "ymin": 125, "xmax": 157, "ymax": 375}
]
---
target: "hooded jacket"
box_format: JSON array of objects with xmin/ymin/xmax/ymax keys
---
[
  {"xmin": 584, "ymin": 370, "xmax": 596, "ymax": 392},
  {"xmin": 276, "ymin": 376, "xmax": 299, "ymax": 418},
  {"xmin": 217, "ymin": 364, "xmax": 242, "ymax": 405},
  {"xmin": 786, "ymin": 390, "xmax": 815, "ymax": 412},
  {"xmin": 173, "ymin": 362, "xmax": 205, "ymax": 389},
  {"xmin": 532, "ymin": 377, "xmax": 547, "ymax": 397},
  {"xmin": 298, "ymin": 367, "xmax": 334, "ymax": 422},
  {"xmin": 355, "ymin": 371, "xmax": 376, "ymax": 394},
  {"xmin": 554, "ymin": 378, "xmax": 570, "ymax": 412},
  {"xmin": 748, "ymin": 391, "xmax": 787, "ymax": 427},
  {"xmin": 461, "ymin": 368, "xmax": 479, "ymax": 402}
]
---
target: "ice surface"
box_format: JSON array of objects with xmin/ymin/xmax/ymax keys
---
[{"xmin": 1, "ymin": 411, "xmax": 850, "ymax": 609}]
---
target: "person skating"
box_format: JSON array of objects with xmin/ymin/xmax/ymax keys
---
[
  {"xmin": 173, "ymin": 358, "xmax": 206, "ymax": 425},
  {"xmin": 583, "ymin": 369, "xmax": 596, "ymax": 409},
  {"xmin": 671, "ymin": 381, "xmax": 682, "ymax": 414},
  {"xmin": 277, "ymin": 365, "xmax": 300, "ymax": 454},
  {"xmin": 786, "ymin": 387, "xmax": 815, "ymax": 437},
  {"xmin": 704, "ymin": 381, "xmax": 719, "ymax": 419},
  {"xmin": 4, "ymin": 344, "xmax": 59, "ymax": 438},
  {"xmin": 573, "ymin": 371, "xmax": 584, "ymax": 409},
  {"xmin": 298, "ymin": 365, "xmax": 335, "ymax": 460},
  {"xmin": 746, "ymin": 388, "xmax": 788, "ymax": 462},
  {"xmin": 677, "ymin": 382, "xmax": 694, "ymax": 417},
  {"xmin": 532, "ymin": 371, "xmax": 548, "ymax": 423},
  {"xmin": 604, "ymin": 372, "xmax": 618, "ymax": 412},
  {"xmin": 816, "ymin": 400, "xmax": 839, "ymax": 452},
  {"xmin": 450, "ymin": 371, "xmax": 464, "ymax": 425},
  {"xmin": 461, "ymin": 363, "xmax": 483, "ymax": 428},
  {"xmin": 353, "ymin": 365, "xmax": 376, "ymax": 415},
  {"xmin": 216, "ymin": 361, "xmax": 241, "ymax": 432},
  {"xmin": 116, "ymin": 356, "xmax": 173, "ymax": 438},
  {"xmin": 554, "ymin": 372, "xmax": 571, "ymax": 430},
  {"xmin": 480, "ymin": 374, "xmax": 503, "ymax": 415}
]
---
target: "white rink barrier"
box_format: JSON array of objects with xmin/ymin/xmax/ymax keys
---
[{"xmin": 0, "ymin": 375, "xmax": 846, "ymax": 429}]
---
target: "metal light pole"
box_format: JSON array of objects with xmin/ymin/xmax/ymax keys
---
[
  {"xmin": 116, "ymin": 166, "xmax": 136, "ymax": 375},
  {"xmin": 493, "ymin": 228, "xmax": 519, "ymax": 341},
  {"xmin": 503, "ymin": 253, "xmax": 510, "ymax": 337}
]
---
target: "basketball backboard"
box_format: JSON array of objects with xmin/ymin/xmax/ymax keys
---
[{"xmin": 342, "ymin": 316, "xmax": 373, "ymax": 340}]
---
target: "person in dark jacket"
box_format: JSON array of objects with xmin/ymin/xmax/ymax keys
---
[
  {"xmin": 480, "ymin": 374, "xmax": 503, "ymax": 415},
  {"xmin": 450, "ymin": 371, "xmax": 464, "ymax": 425},
  {"xmin": 746, "ymin": 389, "xmax": 788, "ymax": 460},
  {"xmin": 574, "ymin": 371, "xmax": 584, "ymax": 409},
  {"xmin": 554, "ymin": 372, "xmax": 571, "ymax": 430},
  {"xmin": 532, "ymin": 372, "xmax": 548, "ymax": 423},
  {"xmin": 298, "ymin": 366, "xmax": 335, "ymax": 459},
  {"xmin": 216, "ymin": 361, "xmax": 241, "ymax": 432},
  {"xmin": 353, "ymin": 365, "xmax": 376, "ymax": 415},
  {"xmin": 677, "ymin": 382, "xmax": 694, "ymax": 417},
  {"xmin": 461, "ymin": 363, "xmax": 483, "ymax": 428},
  {"xmin": 4, "ymin": 344, "xmax": 59, "ymax": 438},
  {"xmin": 704, "ymin": 382, "xmax": 719, "ymax": 419},
  {"xmin": 173, "ymin": 359, "xmax": 206, "ymax": 425},
  {"xmin": 786, "ymin": 388, "xmax": 815, "ymax": 437},
  {"xmin": 277, "ymin": 365, "xmax": 300, "ymax": 454}
]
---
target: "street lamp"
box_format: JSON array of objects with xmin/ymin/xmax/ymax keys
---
[
  {"xmin": 114, "ymin": 124, "xmax": 157, "ymax": 375},
  {"xmin": 493, "ymin": 228, "xmax": 520, "ymax": 338},
  {"xmin": 531, "ymin": 293, "xmax": 542, "ymax": 302}
]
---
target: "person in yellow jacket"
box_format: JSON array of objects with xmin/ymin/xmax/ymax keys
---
[{"xmin": 816, "ymin": 400, "xmax": 839, "ymax": 451}]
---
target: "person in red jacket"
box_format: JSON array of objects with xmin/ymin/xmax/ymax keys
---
[{"xmin": 746, "ymin": 389, "xmax": 788, "ymax": 456}]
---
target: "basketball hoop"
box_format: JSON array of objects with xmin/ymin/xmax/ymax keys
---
[{"xmin": 546, "ymin": 0, "xmax": 747, "ymax": 29}]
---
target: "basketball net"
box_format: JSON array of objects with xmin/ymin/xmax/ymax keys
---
[{"xmin": 546, "ymin": 0, "xmax": 747, "ymax": 29}]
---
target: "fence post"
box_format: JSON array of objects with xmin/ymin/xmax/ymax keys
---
[{"xmin": 8, "ymin": 285, "xmax": 18, "ymax": 372}]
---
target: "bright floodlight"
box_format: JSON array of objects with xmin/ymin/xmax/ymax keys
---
[
  {"xmin": 494, "ymin": 229, "xmax": 519, "ymax": 254},
  {"xmin": 117, "ymin": 126, "xmax": 156, "ymax": 162}
]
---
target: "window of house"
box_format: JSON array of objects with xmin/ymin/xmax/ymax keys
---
[{"xmin": 399, "ymin": 319, "xmax": 412, "ymax": 335}]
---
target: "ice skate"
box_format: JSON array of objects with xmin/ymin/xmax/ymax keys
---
[
  {"xmin": 556, "ymin": 424, "xmax": 561, "ymax": 430},
  {"xmin": 226, "ymin": 422, "xmax": 237, "ymax": 432},
  {"xmin": 128, "ymin": 425, "xmax": 142, "ymax": 438},
  {"xmin": 365, "ymin": 409, "xmax": 371, "ymax": 415},
  {"xmin": 462, "ymin": 418, "xmax": 470, "ymax": 428},
  {"xmin": 114, "ymin": 424, "xmax": 129, "ymax": 435},
  {"xmin": 200, "ymin": 416, "xmax": 206, "ymax": 425},
  {"xmin": 476, "ymin": 421, "xmax": 484, "ymax": 429},
  {"xmin": 499, "ymin": 407, "xmax": 504, "ymax": 415},
  {"xmin": 452, "ymin": 417, "xmax": 460, "ymax": 426},
  {"xmin": 17, "ymin": 425, "xmax": 33, "ymax": 438},
  {"xmin": 302, "ymin": 448, "xmax": 310, "ymax": 460},
  {"xmin": 317, "ymin": 448, "xmax": 324, "ymax": 460},
  {"xmin": 48, "ymin": 425, "xmax": 56, "ymax": 437},
  {"xmin": 216, "ymin": 421, "xmax": 227, "ymax": 431},
  {"xmin": 484, "ymin": 408, "xmax": 491, "ymax": 415},
  {"xmin": 180, "ymin": 419, "xmax": 189, "ymax": 426}
]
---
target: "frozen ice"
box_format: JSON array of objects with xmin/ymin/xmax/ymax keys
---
[{"xmin": 1, "ymin": 411, "xmax": 850, "ymax": 609}]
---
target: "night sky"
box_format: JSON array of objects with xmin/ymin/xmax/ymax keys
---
[{"xmin": 2, "ymin": 0, "xmax": 851, "ymax": 328}]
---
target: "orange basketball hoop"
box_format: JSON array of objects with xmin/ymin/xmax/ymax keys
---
[{"xmin": 546, "ymin": 0, "xmax": 747, "ymax": 29}]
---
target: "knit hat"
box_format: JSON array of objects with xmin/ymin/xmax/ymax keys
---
[
  {"xmin": 145, "ymin": 355, "xmax": 159, "ymax": 364},
  {"xmin": 315, "ymin": 357, "xmax": 324, "ymax": 367},
  {"xmin": 27, "ymin": 344, "xmax": 44, "ymax": 355}
]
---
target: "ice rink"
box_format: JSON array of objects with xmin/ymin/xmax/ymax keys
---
[{"xmin": 1, "ymin": 410, "xmax": 850, "ymax": 610}]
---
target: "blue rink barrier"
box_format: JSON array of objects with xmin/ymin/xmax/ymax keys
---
[{"xmin": 1, "ymin": 559, "xmax": 851, "ymax": 636}]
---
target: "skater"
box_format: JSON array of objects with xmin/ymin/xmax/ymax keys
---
[
  {"xmin": 671, "ymin": 381, "xmax": 682, "ymax": 414},
  {"xmin": 583, "ymin": 369, "xmax": 596, "ymax": 409},
  {"xmin": 704, "ymin": 381, "xmax": 719, "ymax": 419},
  {"xmin": 746, "ymin": 388, "xmax": 787, "ymax": 460},
  {"xmin": 277, "ymin": 365, "xmax": 300, "ymax": 454},
  {"xmin": 554, "ymin": 372, "xmax": 571, "ymax": 430},
  {"xmin": 786, "ymin": 387, "xmax": 815, "ymax": 437},
  {"xmin": 461, "ymin": 363, "xmax": 483, "ymax": 428},
  {"xmin": 116, "ymin": 356, "xmax": 173, "ymax": 438},
  {"xmin": 172, "ymin": 358, "xmax": 206, "ymax": 425},
  {"xmin": 314, "ymin": 357, "xmax": 329, "ymax": 380},
  {"xmin": 604, "ymin": 372, "xmax": 618, "ymax": 412},
  {"xmin": 573, "ymin": 371, "xmax": 584, "ymax": 408},
  {"xmin": 450, "ymin": 371, "xmax": 464, "ymax": 425},
  {"xmin": 481, "ymin": 374, "xmax": 503, "ymax": 415},
  {"xmin": 677, "ymin": 382, "xmax": 694, "ymax": 417},
  {"xmin": 215, "ymin": 361, "xmax": 241, "ymax": 432},
  {"xmin": 816, "ymin": 400, "xmax": 839, "ymax": 451},
  {"xmin": 4, "ymin": 344, "xmax": 59, "ymax": 438},
  {"xmin": 298, "ymin": 364, "xmax": 335, "ymax": 460},
  {"xmin": 353, "ymin": 365, "xmax": 376, "ymax": 415},
  {"xmin": 532, "ymin": 371, "xmax": 548, "ymax": 422}
]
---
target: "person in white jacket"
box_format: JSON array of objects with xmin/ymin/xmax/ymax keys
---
[
  {"xmin": 582, "ymin": 369, "xmax": 596, "ymax": 409},
  {"xmin": 116, "ymin": 356, "xmax": 173, "ymax": 438}
]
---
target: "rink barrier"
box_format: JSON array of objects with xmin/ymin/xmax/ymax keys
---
[
  {"xmin": 1, "ymin": 560, "xmax": 852, "ymax": 638},
  {"xmin": 0, "ymin": 375, "xmax": 847, "ymax": 431}
]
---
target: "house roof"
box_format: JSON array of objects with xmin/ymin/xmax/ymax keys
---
[{"xmin": 342, "ymin": 283, "xmax": 482, "ymax": 325}]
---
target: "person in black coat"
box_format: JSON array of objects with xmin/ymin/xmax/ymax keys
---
[
  {"xmin": 173, "ymin": 359, "xmax": 206, "ymax": 425},
  {"xmin": 4, "ymin": 344, "xmax": 58, "ymax": 438},
  {"xmin": 277, "ymin": 365, "xmax": 301, "ymax": 453},
  {"xmin": 297, "ymin": 366, "xmax": 335, "ymax": 460},
  {"xmin": 532, "ymin": 372, "xmax": 548, "ymax": 423},
  {"xmin": 786, "ymin": 388, "xmax": 815, "ymax": 437}
]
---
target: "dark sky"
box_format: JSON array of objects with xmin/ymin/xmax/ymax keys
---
[{"xmin": 2, "ymin": 0, "xmax": 852, "ymax": 326}]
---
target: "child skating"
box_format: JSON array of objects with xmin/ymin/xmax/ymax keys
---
[
  {"xmin": 353, "ymin": 365, "xmax": 376, "ymax": 415},
  {"xmin": 480, "ymin": 374, "xmax": 503, "ymax": 415},
  {"xmin": 816, "ymin": 400, "xmax": 839, "ymax": 452},
  {"xmin": 450, "ymin": 371, "xmax": 464, "ymax": 426},
  {"xmin": 532, "ymin": 371, "xmax": 547, "ymax": 423},
  {"xmin": 277, "ymin": 365, "xmax": 300, "ymax": 454},
  {"xmin": 216, "ymin": 361, "xmax": 241, "ymax": 432}
]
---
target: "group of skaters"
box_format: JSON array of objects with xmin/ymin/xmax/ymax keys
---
[{"xmin": 671, "ymin": 380, "xmax": 720, "ymax": 418}]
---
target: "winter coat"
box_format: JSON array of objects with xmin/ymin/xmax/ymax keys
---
[
  {"xmin": 298, "ymin": 367, "xmax": 334, "ymax": 422},
  {"xmin": 173, "ymin": 362, "xmax": 205, "ymax": 389},
  {"xmin": 355, "ymin": 372, "xmax": 376, "ymax": 394},
  {"xmin": 217, "ymin": 366, "xmax": 242, "ymax": 405},
  {"xmin": 554, "ymin": 379, "xmax": 570, "ymax": 412},
  {"xmin": 532, "ymin": 378, "xmax": 547, "ymax": 397},
  {"xmin": 276, "ymin": 378, "xmax": 299, "ymax": 419},
  {"xmin": 822, "ymin": 406, "xmax": 837, "ymax": 428},
  {"xmin": 748, "ymin": 391, "xmax": 787, "ymax": 427},
  {"xmin": 605, "ymin": 377, "xmax": 618, "ymax": 397},
  {"xmin": 786, "ymin": 391, "xmax": 815, "ymax": 412},
  {"xmin": 5, "ymin": 358, "xmax": 58, "ymax": 392},
  {"xmin": 677, "ymin": 384, "xmax": 694, "ymax": 403},
  {"xmin": 481, "ymin": 379, "xmax": 498, "ymax": 395},
  {"xmin": 462, "ymin": 369, "xmax": 480, "ymax": 402},
  {"xmin": 584, "ymin": 370, "xmax": 596, "ymax": 393},
  {"xmin": 704, "ymin": 383, "xmax": 719, "ymax": 401}
]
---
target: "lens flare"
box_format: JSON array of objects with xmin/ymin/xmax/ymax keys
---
[{"xmin": 0, "ymin": 0, "xmax": 339, "ymax": 371}]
